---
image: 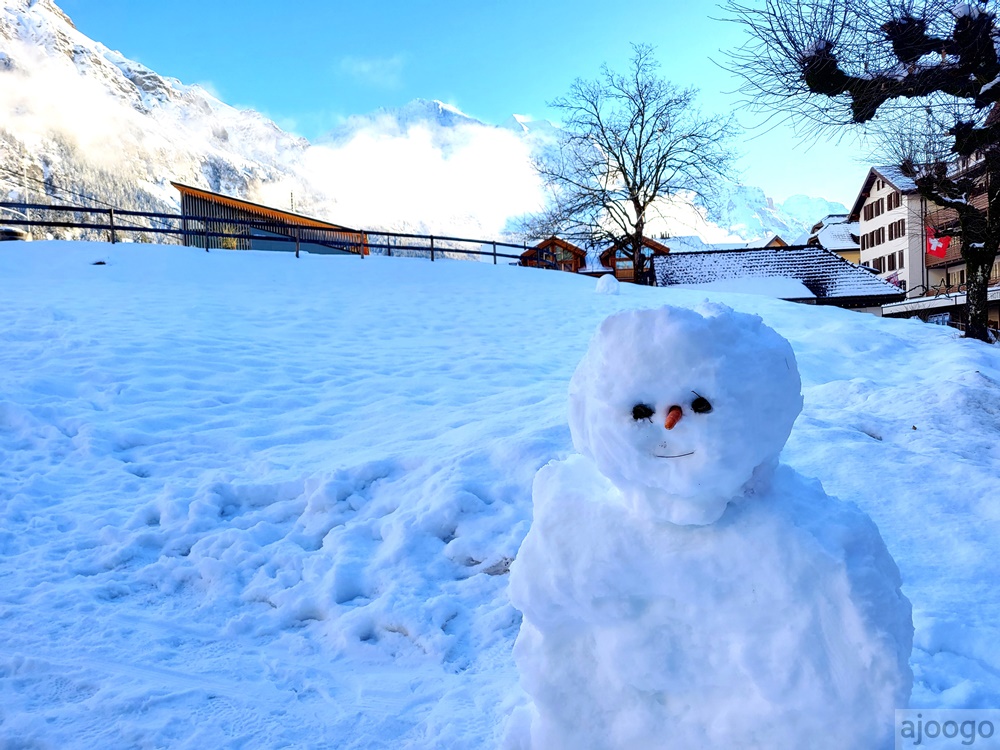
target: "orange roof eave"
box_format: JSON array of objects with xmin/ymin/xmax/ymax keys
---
[{"xmin": 171, "ymin": 182, "xmax": 357, "ymax": 232}]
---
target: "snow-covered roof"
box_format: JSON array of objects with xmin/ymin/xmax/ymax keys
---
[
  {"xmin": 671, "ymin": 276, "xmax": 817, "ymax": 299},
  {"xmin": 800, "ymin": 214, "xmax": 859, "ymax": 252},
  {"xmin": 653, "ymin": 246, "xmax": 904, "ymax": 304},
  {"xmin": 849, "ymin": 166, "xmax": 919, "ymax": 220},
  {"xmin": 660, "ymin": 235, "xmax": 787, "ymax": 253},
  {"xmin": 872, "ymin": 165, "xmax": 919, "ymax": 193}
]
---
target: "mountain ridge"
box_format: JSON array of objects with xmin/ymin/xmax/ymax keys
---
[{"xmin": 0, "ymin": 0, "xmax": 844, "ymax": 241}]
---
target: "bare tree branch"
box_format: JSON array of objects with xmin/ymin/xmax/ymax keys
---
[
  {"xmin": 722, "ymin": 0, "xmax": 1000, "ymax": 341},
  {"xmin": 528, "ymin": 44, "xmax": 738, "ymax": 282}
]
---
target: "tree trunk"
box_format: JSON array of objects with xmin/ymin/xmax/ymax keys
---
[
  {"xmin": 631, "ymin": 232, "xmax": 645, "ymax": 284},
  {"xmin": 964, "ymin": 252, "xmax": 995, "ymax": 342}
]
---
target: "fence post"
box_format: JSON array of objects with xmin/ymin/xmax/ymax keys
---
[
  {"xmin": 295, "ymin": 227, "xmax": 300, "ymax": 259},
  {"xmin": 430, "ymin": 236, "xmax": 435, "ymax": 262},
  {"xmin": 387, "ymin": 236, "xmax": 392, "ymax": 257},
  {"xmin": 108, "ymin": 209, "xmax": 117, "ymax": 244},
  {"xmin": 493, "ymin": 241, "xmax": 497, "ymax": 265},
  {"xmin": 203, "ymin": 219, "xmax": 209, "ymax": 252}
]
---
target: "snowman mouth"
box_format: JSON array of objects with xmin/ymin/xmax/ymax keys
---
[{"xmin": 654, "ymin": 451, "xmax": 695, "ymax": 459}]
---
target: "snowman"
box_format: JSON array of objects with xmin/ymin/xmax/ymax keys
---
[{"xmin": 506, "ymin": 304, "xmax": 913, "ymax": 750}]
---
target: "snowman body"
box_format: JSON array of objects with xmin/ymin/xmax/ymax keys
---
[{"xmin": 507, "ymin": 304, "xmax": 912, "ymax": 750}]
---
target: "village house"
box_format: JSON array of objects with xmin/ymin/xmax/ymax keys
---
[
  {"xmin": 594, "ymin": 236, "xmax": 672, "ymax": 283},
  {"xmin": 848, "ymin": 166, "xmax": 928, "ymax": 293},
  {"xmin": 172, "ymin": 182, "xmax": 367, "ymax": 256},
  {"xmin": 519, "ymin": 236, "xmax": 588, "ymax": 273},
  {"xmin": 798, "ymin": 214, "xmax": 860, "ymax": 264},
  {"xmin": 847, "ymin": 162, "xmax": 1000, "ymax": 332}
]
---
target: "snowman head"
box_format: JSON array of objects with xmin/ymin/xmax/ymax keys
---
[{"xmin": 568, "ymin": 304, "xmax": 802, "ymax": 525}]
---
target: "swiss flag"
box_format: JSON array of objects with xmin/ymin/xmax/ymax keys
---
[{"xmin": 926, "ymin": 226, "xmax": 951, "ymax": 258}]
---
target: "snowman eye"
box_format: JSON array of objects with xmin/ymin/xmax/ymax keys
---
[
  {"xmin": 691, "ymin": 395, "xmax": 713, "ymax": 414},
  {"xmin": 632, "ymin": 403, "xmax": 655, "ymax": 421}
]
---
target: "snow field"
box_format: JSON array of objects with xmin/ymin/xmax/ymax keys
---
[{"xmin": 1, "ymin": 241, "xmax": 999, "ymax": 747}]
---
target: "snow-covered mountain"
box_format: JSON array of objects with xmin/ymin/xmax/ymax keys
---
[
  {"xmin": 1, "ymin": 0, "xmax": 841, "ymax": 241},
  {"xmin": 713, "ymin": 185, "xmax": 848, "ymax": 243}
]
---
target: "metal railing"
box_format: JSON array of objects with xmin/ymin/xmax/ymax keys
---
[{"xmin": 0, "ymin": 201, "xmax": 557, "ymax": 268}]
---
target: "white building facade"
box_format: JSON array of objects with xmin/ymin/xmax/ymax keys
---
[{"xmin": 849, "ymin": 167, "xmax": 929, "ymax": 294}]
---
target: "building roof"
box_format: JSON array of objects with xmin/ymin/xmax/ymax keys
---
[
  {"xmin": 598, "ymin": 236, "xmax": 671, "ymax": 266},
  {"xmin": 522, "ymin": 235, "xmax": 587, "ymax": 260},
  {"xmin": 172, "ymin": 182, "xmax": 359, "ymax": 232},
  {"xmin": 798, "ymin": 214, "xmax": 860, "ymax": 251},
  {"xmin": 653, "ymin": 245, "xmax": 905, "ymax": 305},
  {"xmin": 848, "ymin": 166, "xmax": 920, "ymax": 220},
  {"xmin": 660, "ymin": 234, "xmax": 787, "ymax": 253}
]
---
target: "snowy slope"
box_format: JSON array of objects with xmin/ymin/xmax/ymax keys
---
[
  {"xmin": 1, "ymin": 242, "xmax": 998, "ymax": 748},
  {"xmin": 2, "ymin": 0, "xmax": 837, "ymax": 241}
]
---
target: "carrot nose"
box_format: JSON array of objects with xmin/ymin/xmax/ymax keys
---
[{"xmin": 664, "ymin": 405, "xmax": 683, "ymax": 430}]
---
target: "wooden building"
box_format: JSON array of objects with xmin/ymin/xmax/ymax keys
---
[
  {"xmin": 598, "ymin": 236, "xmax": 671, "ymax": 283},
  {"xmin": 172, "ymin": 182, "xmax": 367, "ymax": 255},
  {"xmin": 520, "ymin": 236, "xmax": 588, "ymax": 273}
]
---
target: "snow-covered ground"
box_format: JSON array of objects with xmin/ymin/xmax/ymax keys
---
[{"xmin": 2, "ymin": 241, "xmax": 999, "ymax": 748}]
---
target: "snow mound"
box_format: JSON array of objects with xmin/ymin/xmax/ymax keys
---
[{"xmin": 594, "ymin": 274, "xmax": 619, "ymax": 295}]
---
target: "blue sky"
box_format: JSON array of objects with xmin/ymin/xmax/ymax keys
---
[{"xmin": 60, "ymin": 0, "xmax": 871, "ymax": 206}]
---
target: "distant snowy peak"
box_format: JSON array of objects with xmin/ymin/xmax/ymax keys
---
[
  {"xmin": 709, "ymin": 184, "xmax": 848, "ymax": 243},
  {"xmin": 500, "ymin": 114, "xmax": 560, "ymax": 139},
  {"xmin": 319, "ymin": 98, "xmax": 482, "ymax": 143}
]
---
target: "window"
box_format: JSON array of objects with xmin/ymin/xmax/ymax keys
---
[
  {"xmin": 898, "ymin": 250, "xmax": 905, "ymax": 269},
  {"xmin": 888, "ymin": 218, "xmax": 905, "ymax": 240},
  {"xmin": 863, "ymin": 227, "xmax": 886, "ymax": 248},
  {"xmin": 887, "ymin": 191, "xmax": 902, "ymax": 211},
  {"xmin": 887, "ymin": 253, "xmax": 896, "ymax": 271},
  {"xmin": 900, "ymin": 280, "xmax": 907, "ymax": 291},
  {"xmin": 960, "ymin": 269, "xmax": 966, "ymax": 285}
]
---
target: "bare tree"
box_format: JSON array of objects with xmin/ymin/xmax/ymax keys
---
[
  {"xmin": 530, "ymin": 44, "xmax": 737, "ymax": 282},
  {"xmin": 724, "ymin": 0, "xmax": 1000, "ymax": 342}
]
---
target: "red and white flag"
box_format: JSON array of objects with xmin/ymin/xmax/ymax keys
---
[{"xmin": 926, "ymin": 226, "xmax": 951, "ymax": 258}]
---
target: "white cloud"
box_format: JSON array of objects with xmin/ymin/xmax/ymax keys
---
[
  {"xmin": 338, "ymin": 54, "xmax": 405, "ymax": 89},
  {"xmin": 264, "ymin": 118, "xmax": 547, "ymax": 237}
]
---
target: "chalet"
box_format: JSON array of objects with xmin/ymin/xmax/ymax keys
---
[
  {"xmin": 798, "ymin": 214, "xmax": 860, "ymax": 264},
  {"xmin": 597, "ymin": 236, "xmax": 671, "ymax": 283},
  {"xmin": 172, "ymin": 182, "xmax": 367, "ymax": 255},
  {"xmin": 653, "ymin": 246, "xmax": 905, "ymax": 312},
  {"xmin": 520, "ymin": 236, "xmax": 588, "ymax": 273}
]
